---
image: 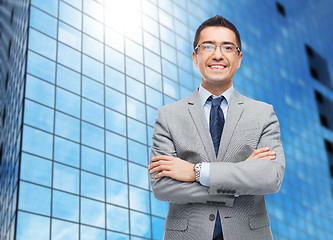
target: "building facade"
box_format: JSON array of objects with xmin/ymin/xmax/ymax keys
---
[{"xmin": 1, "ymin": 0, "xmax": 333, "ymax": 239}]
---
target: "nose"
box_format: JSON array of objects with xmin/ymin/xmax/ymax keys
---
[{"xmin": 212, "ymin": 46, "xmax": 225, "ymax": 60}]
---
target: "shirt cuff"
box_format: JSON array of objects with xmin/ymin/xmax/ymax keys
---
[{"xmin": 199, "ymin": 162, "xmax": 210, "ymax": 186}]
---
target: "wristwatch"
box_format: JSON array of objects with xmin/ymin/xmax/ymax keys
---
[{"xmin": 193, "ymin": 163, "xmax": 202, "ymax": 182}]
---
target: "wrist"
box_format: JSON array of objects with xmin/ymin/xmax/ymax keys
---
[{"xmin": 193, "ymin": 163, "xmax": 202, "ymax": 182}]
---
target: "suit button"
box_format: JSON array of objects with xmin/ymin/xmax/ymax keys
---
[{"xmin": 209, "ymin": 214, "xmax": 215, "ymax": 221}]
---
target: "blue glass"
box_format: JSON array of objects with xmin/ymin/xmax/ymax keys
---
[
  {"xmin": 54, "ymin": 136, "xmax": 80, "ymax": 167},
  {"xmin": 127, "ymin": 97, "xmax": 146, "ymax": 123},
  {"xmin": 160, "ymin": 25, "xmax": 175, "ymax": 46},
  {"xmin": 142, "ymin": 15, "xmax": 159, "ymax": 37},
  {"xmin": 83, "ymin": 34, "xmax": 103, "ymax": 62},
  {"xmin": 158, "ymin": 0, "xmax": 173, "ymax": 14},
  {"xmin": 52, "ymin": 190, "xmax": 79, "ymax": 222},
  {"xmin": 83, "ymin": 0, "xmax": 104, "ymax": 23},
  {"xmin": 105, "ymin": 66, "xmax": 125, "ymax": 92},
  {"xmin": 31, "ymin": 0, "xmax": 57, "ymax": 16},
  {"xmin": 162, "ymin": 60, "xmax": 178, "ymax": 83},
  {"xmin": 52, "ymin": 219, "xmax": 79, "ymax": 240},
  {"xmin": 147, "ymin": 126, "xmax": 154, "ymax": 147},
  {"xmin": 27, "ymin": 51, "xmax": 56, "ymax": 83},
  {"xmin": 125, "ymin": 24, "xmax": 143, "ymax": 45},
  {"xmin": 105, "ymin": 131, "xmax": 127, "ymax": 159},
  {"xmin": 25, "ymin": 74, "xmax": 55, "ymax": 107},
  {"xmin": 105, "ymin": 155, "xmax": 128, "ymax": 183},
  {"xmin": 106, "ymin": 179, "xmax": 128, "ymax": 207},
  {"xmin": 82, "ymin": 55, "xmax": 104, "ymax": 83},
  {"xmin": 177, "ymin": 51, "xmax": 192, "ymax": 72},
  {"xmin": 142, "ymin": 0, "xmax": 158, "ymax": 20},
  {"xmin": 144, "ymin": 49, "xmax": 161, "ymax": 74},
  {"xmin": 30, "ymin": 6, "xmax": 57, "ymax": 38},
  {"xmin": 105, "ymin": 47, "xmax": 125, "ymax": 73},
  {"xmin": 105, "ymin": 87, "xmax": 125, "ymax": 114},
  {"xmin": 126, "ymin": 77, "xmax": 144, "ymax": 101},
  {"xmin": 180, "ymin": 86, "xmax": 193, "ymax": 99},
  {"xmin": 125, "ymin": 39, "xmax": 143, "ymax": 63},
  {"xmin": 82, "ymin": 77, "xmax": 104, "ymax": 104},
  {"xmin": 24, "ymin": 99, "xmax": 54, "ymax": 133},
  {"xmin": 22, "ymin": 125, "xmax": 53, "ymax": 159},
  {"xmin": 130, "ymin": 211, "xmax": 151, "ymax": 238},
  {"xmin": 55, "ymin": 112, "xmax": 80, "ymax": 142},
  {"xmin": 175, "ymin": 20, "xmax": 189, "ymax": 41},
  {"xmin": 16, "ymin": 211, "xmax": 50, "ymax": 240},
  {"xmin": 107, "ymin": 231, "xmax": 129, "ymax": 240},
  {"xmin": 150, "ymin": 193, "xmax": 168, "ymax": 218},
  {"xmin": 57, "ymin": 43, "xmax": 81, "ymax": 72},
  {"xmin": 126, "ymin": 58, "xmax": 144, "ymax": 82},
  {"xmin": 128, "ymin": 163, "xmax": 149, "ymax": 189},
  {"xmin": 145, "ymin": 67, "xmax": 162, "ymax": 91},
  {"xmin": 81, "ymin": 198, "xmax": 105, "ymax": 228},
  {"xmin": 143, "ymin": 32, "xmax": 160, "ymax": 54},
  {"xmin": 163, "ymin": 77, "xmax": 179, "ymax": 99},
  {"xmin": 29, "ymin": 28, "xmax": 56, "ymax": 60},
  {"xmin": 62, "ymin": 0, "xmax": 81, "ymax": 10},
  {"xmin": 176, "ymin": 35, "xmax": 192, "ymax": 55},
  {"xmin": 129, "ymin": 186, "xmax": 150, "ymax": 213},
  {"xmin": 105, "ymin": 27, "xmax": 124, "ymax": 53},
  {"xmin": 81, "ymin": 122, "xmax": 105, "ymax": 151},
  {"xmin": 106, "ymin": 204, "xmax": 129, "ymax": 233},
  {"xmin": 59, "ymin": 1, "xmax": 82, "ymax": 30},
  {"xmin": 58, "ymin": 21, "xmax": 81, "ymax": 50},
  {"xmin": 146, "ymin": 86, "xmax": 163, "ymax": 109},
  {"xmin": 146, "ymin": 106, "xmax": 157, "ymax": 127},
  {"xmin": 128, "ymin": 118, "xmax": 147, "ymax": 144},
  {"xmin": 152, "ymin": 216, "xmax": 165, "ymax": 240},
  {"xmin": 56, "ymin": 87, "xmax": 80, "ymax": 118},
  {"xmin": 57, "ymin": 64, "xmax": 81, "ymax": 94},
  {"xmin": 81, "ymin": 146, "xmax": 104, "ymax": 175},
  {"xmin": 81, "ymin": 225, "xmax": 105, "ymax": 240},
  {"xmin": 161, "ymin": 42, "xmax": 177, "ymax": 63},
  {"xmin": 83, "ymin": 14, "xmax": 103, "ymax": 42},
  {"xmin": 18, "ymin": 181, "xmax": 51, "ymax": 215},
  {"xmin": 53, "ymin": 163, "xmax": 79, "ymax": 194},
  {"xmin": 128, "ymin": 140, "xmax": 148, "ymax": 166},
  {"xmin": 81, "ymin": 171, "xmax": 105, "ymax": 201},
  {"xmin": 20, "ymin": 153, "xmax": 52, "ymax": 187},
  {"xmin": 82, "ymin": 98, "xmax": 104, "ymax": 127},
  {"xmin": 105, "ymin": 108, "xmax": 126, "ymax": 136},
  {"xmin": 178, "ymin": 68, "xmax": 194, "ymax": 89}
]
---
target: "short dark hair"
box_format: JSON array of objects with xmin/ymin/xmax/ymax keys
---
[{"xmin": 193, "ymin": 15, "xmax": 242, "ymax": 52}]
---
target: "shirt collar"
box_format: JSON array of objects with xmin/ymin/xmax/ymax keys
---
[{"xmin": 199, "ymin": 84, "xmax": 234, "ymax": 107}]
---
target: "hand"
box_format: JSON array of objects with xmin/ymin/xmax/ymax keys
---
[
  {"xmin": 246, "ymin": 147, "xmax": 276, "ymax": 161},
  {"xmin": 148, "ymin": 155, "xmax": 196, "ymax": 182}
]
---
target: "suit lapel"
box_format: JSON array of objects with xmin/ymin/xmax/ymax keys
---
[
  {"xmin": 217, "ymin": 90, "xmax": 245, "ymax": 161},
  {"xmin": 187, "ymin": 90, "xmax": 216, "ymax": 162}
]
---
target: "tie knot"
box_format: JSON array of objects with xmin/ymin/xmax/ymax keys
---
[{"xmin": 208, "ymin": 95, "xmax": 224, "ymax": 107}]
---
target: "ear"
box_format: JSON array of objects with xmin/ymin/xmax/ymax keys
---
[
  {"xmin": 236, "ymin": 51, "xmax": 243, "ymax": 69},
  {"xmin": 192, "ymin": 51, "xmax": 199, "ymax": 67}
]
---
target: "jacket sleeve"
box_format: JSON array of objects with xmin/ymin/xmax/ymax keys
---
[{"xmin": 208, "ymin": 105, "xmax": 285, "ymax": 196}]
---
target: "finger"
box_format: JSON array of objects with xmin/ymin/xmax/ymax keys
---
[
  {"xmin": 155, "ymin": 170, "xmax": 172, "ymax": 179},
  {"xmin": 149, "ymin": 165, "xmax": 171, "ymax": 174},
  {"xmin": 151, "ymin": 155, "xmax": 174, "ymax": 162},
  {"xmin": 255, "ymin": 151, "xmax": 276, "ymax": 159},
  {"xmin": 261, "ymin": 155, "xmax": 276, "ymax": 160},
  {"xmin": 148, "ymin": 160, "xmax": 170, "ymax": 170},
  {"xmin": 253, "ymin": 147, "xmax": 270, "ymax": 155}
]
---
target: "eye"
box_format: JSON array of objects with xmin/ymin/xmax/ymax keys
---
[
  {"xmin": 223, "ymin": 45, "xmax": 234, "ymax": 51},
  {"xmin": 202, "ymin": 44, "xmax": 215, "ymax": 51}
]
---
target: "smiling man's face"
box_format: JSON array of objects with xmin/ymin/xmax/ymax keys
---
[{"xmin": 192, "ymin": 26, "xmax": 243, "ymax": 95}]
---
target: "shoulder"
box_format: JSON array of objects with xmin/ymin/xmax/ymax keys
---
[
  {"xmin": 158, "ymin": 90, "xmax": 197, "ymax": 113},
  {"xmin": 234, "ymin": 91, "xmax": 272, "ymax": 110}
]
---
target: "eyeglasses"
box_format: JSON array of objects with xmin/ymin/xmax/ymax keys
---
[{"xmin": 194, "ymin": 43, "xmax": 241, "ymax": 54}]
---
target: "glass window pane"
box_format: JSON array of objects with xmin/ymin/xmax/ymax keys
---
[
  {"xmin": 160, "ymin": 25, "xmax": 175, "ymax": 46},
  {"xmin": 162, "ymin": 60, "xmax": 178, "ymax": 83},
  {"xmin": 128, "ymin": 163, "xmax": 149, "ymax": 189},
  {"xmin": 22, "ymin": 125, "xmax": 53, "ymax": 159},
  {"xmin": 26, "ymin": 74, "xmax": 55, "ymax": 107},
  {"xmin": 83, "ymin": 0, "xmax": 104, "ymax": 22},
  {"xmin": 105, "ymin": 108, "xmax": 126, "ymax": 136},
  {"xmin": 105, "ymin": 131, "xmax": 127, "ymax": 159},
  {"xmin": 146, "ymin": 105, "xmax": 157, "ymax": 127},
  {"xmin": 83, "ymin": 14, "xmax": 103, "ymax": 41},
  {"xmin": 129, "ymin": 186, "xmax": 150, "ymax": 213},
  {"xmin": 130, "ymin": 211, "xmax": 151, "ymax": 238},
  {"xmin": 125, "ymin": 57, "xmax": 144, "ymax": 82},
  {"xmin": 126, "ymin": 77, "xmax": 144, "ymax": 101},
  {"xmin": 31, "ymin": 0, "xmax": 58, "ymax": 16},
  {"xmin": 24, "ymin": 99, "xmax": 54, "ymax": 133},
  {"xmin": 29, "ymin": 28, "xmax": 56, "ymax": 60},
  {"xmin": 53, "ymin": 163, "xmax": 79, "ymax": 194},
  {"xmin": 125, "ymin": 39, "xmax": 143, "ymax": 63},
  {"xmin": 55, "ymin": 112, "xmax": 80, "ymax": 142},
  {"xmin": 163, "ymin": 77, "xmax": 179, "ymax": 99},
  {"xmin": 105, "ymin": 27, "xmax": 124, "ymax": 53},
  {"xmin": 127, "ymin": 97, "xmax": 145, "ymax": 123},
  {"xmin": 81, "ymin": 146, "xmax": 104, "ymax": 175},
  {"xmin": 81, "ymin": 122, "xmax": 104, "ymax": 151},
  {"xmin": 52, "ymin": 219, "xmax": 79, "ymax": 240},
  {"xmin": 145, "ymin": 67, "xmax": 162, "ymax": 91},
  {"xmin": 107, "ymin": 231, "xmax": 129, "ymax": 240},
  {"xmin": 56, "ymin": 87, "xmax": 80, "ymax": 118},
  {"xmin": 30, "ymin": 6, "xmax": 57, "ymax": 38},
  {"xmin": 128, "ymin": 118, "xmax": 147, "ymax": 144},
  {"xmin": 106, "ymin": 179, "xmax": 128, "ymax": 207},
  {"xmin": 161, "ymin": 42, "xmax": 176, "ymax": 63},
  {"xmin": 27, "ymin": 51, "xmax": 56, "ymax": 83},
  {"xmin": 81, "ymin": 198, "xmax": 105, "ymax": 228},
  {"xmin": 105, "ymin": 66, "xmax": 125, "ymax": 92},
  {"xmin": 105, "ymin": 155, "xmax": 127, "ymax": 183},
  {"xmin": 82, "ymin": 98, "xmax": 104, "ymax": 127},
  {"xmin": 146, "ymin": 86, "xmax": 163, "ymax": 109},
  {"xmin": 128, "ymin": 140, "xmax": 148, "ymax": 166},
  {"xmin": 105, "ymin": 87, "xmax": 125, "ymax": 114},
  {"xmin": 105, "ymin": 47, "xmax": 124, "ymax": 72},
  {"xmin": 58, "ymin": 21, "xmax": 81, "ymax": 50},
  {"xmin": 151, "ymin": 193, "xmax": 168, "ymax": 218},
  {"xmin": 81, "ymin": 171, "xmax": 105, "ymax": 201},
  {"xmin": 82, "ymin": 77, "xmax": 104, "ymax": 104},
  {"xmin": 81, "ymin": 225, "xmax": 105, "ymax": 240},
  {"xmin": 143, "ymin": 32, "xmax": 160, "ymax": 54},
  {"xmin": 57, "ymin": 64, "xmax": 81, "ymax": 94},
  {"xmin": 152, "ymin": 216, "xmax": 165, "ymax": 240},
  {"xmin": 143, "ymin": 15, "xmax": 159, "ymax": 37},
  {"xmin": 62, "ymin": 0, "xmax": 81, "ymax": 10},
  {"xmin": 52, "ymin": 190, "xmax": 79, "ymax": 222},
  {"xmin": 144, "ymin": 49, "xmax": 161, "ymax": 74},
  {"xmin": 59, "ymin": 1, "xmax": 82, "ymax": 30},
  {"xmin": 54, "ymin": 136, "xmax": 80, "ymax": 167},
  {"xmin": 178, "ymin": 68, "xmax": 194, "ymax": 89},
  {"xmin": 16, "ymin": 212, "xmax": 50, "ymax": 240},
  {"xmin": 20, "ymin": 152, "xmax": 52, "ymax": 187},
  {"xmin": 58, "ymin": 43, "xmax": 81, "ymax": 72},
  {"xmin": 83, "ymin": 34, "xmax": 103, "ymax": 62},
  {"xmin": 106, "ymin": 205, "xmax": 129, "ymax": 233}
]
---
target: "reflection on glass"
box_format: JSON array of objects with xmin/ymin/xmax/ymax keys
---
[
  {"xmin": 83, "ymin": 14, "xmax": 103, "ymax": 41},
  {"xmin": 24, "ymin": 99, "xmax": 54, "ymax": 133},
  {"xmin": 55, "ymin": 111, "xmax": 80, "ymax": 142},
  {"xmin": 105, "ymin": 28, "xmax": 124, "ymax": 53},
  {"xmin": 53, "ymin": 163, "xmax": 79, "ymax": 194},
  {"xmin": 83, "ymin": 34, "xmax": 103, "ymax": 62},
  {"xmin": 57, "ymin": 65, "xmax": 81, "ymax": 94},
  {"xmin": 127, "ymin": 118, "xmax": 147, "ymax": 144},
  {"xmin": 52, "ymin": 219, "xmax": 78, "ymax": 240},
  {"xmin": 128, "ymin": 163, "xmax": 148, "ymax": 189},
  {"xmin": 54, "ymin": 136, "xmax": 80, "ymax": 167},
  {"xmin": 125, "ymin": 39, "xmax": 143, "ymax": 63},
  {"xmin": 146, "ymin": 86, "xmax": 163, "ymax": 109},
  {"xmin": 126, "ymin": 77, "xmax": 144, "ymax": 101},
  {"xmin": 106, "ymin": 179, "xmax": 128, "ymax": 207},
  {"xmin": 105, "ymin": 87, "xmax": 125, "ymax": 114},
  {"xmin": 162, "ymin": 61, "xmax": 178, "ymax": 83},
  {"xmin": 57, "ymin": 42, "xmax": 81, "ymax": 72},
  {"xmin": 27, "ymin": 51, "xmax": 56, "ymax": 83},
  {"xmin": 82, "ymin": 98, "xmax": 104, "ymax": 127},
  {"xmin": 150, "ymin": 193, "xmax": 168, "ymax": 218},
  {"xmin": 26, "ymin": 74, "xmax": 55, "ymax": 107},
  {"xmin": 82, "ymin": 76, "xmax": 104, "ymax": 104},
  {"xmin": 81, "ymin": 146, "xmax": 104, "ymax": 175},
  {"xmin": 30, "ymin": 6, "xmax": 57, "ymax": 38},
  {"xmin": 29, "ymin": 28, "xmax": 56, "ymax": 60},
  {"xmin": 130, "ymin": 211, "xmax": 151, "ymax": 238},
  {"xmin": 81, "ymin": 225, "xmax": 105, "ymax": 240},
  {"xmin": 107, "ymin": 231, "xmax": 129, "ymax": 240},
  {"xmin": 105, "ymin": 131, "xmax": 127, "ymax": 159},
  {"xmin": 31, "ymin": 0, "xmax": 58, "ymax": 16},
  {"xmin": 58, "ymin": 21, "xmax": 81, "ymax": 50},
  {"xmin": 59, "ymin": 1, "xmax": 82, "ymax": 30},
  {"xmin": 106, "ymin": 204, "xmax": 129, "ymax": 233},
  {"xmin": 129, "ymin": 186, "xmax": 150, "ymax": 213},
  {"xmin": 105, "ymin": 108, "xmax": 126, "ymax": 136},
  {"xmin": 82, "ymin": 54, "xmax": 104, "ymax": 85},
  {"xmin": 128, "ymin": 140, "xmax": 148, "ymax": 166},
  {"xmin": 126, "ymin": 58, "xmax": 144, "ymax": 83},
  {"xmin": 81, "ymin": 198, "xmax": 105, "ymax": 228},
  {"xmin": 105, "ymin": 47, "xmax": 125, "ymax": 72},
  {"xmin": 81, "ymin": 171, "xmax": 105, "ymax": 201},
  {"xmin": 18, "ymin": 181, "xmax": 50, "ymax": 215},
  {"xmin": 161, "ymin": 42, "xmax": 177, "ymax": 63},
  {"xmin": 127, "ymin": 97, "xmax": 145, "ymax": 122},
  {"xmin": 146, "ymin": 105, "xmax": 157, "ymax": 127},
  {"xmin": 145, "ymin": 67, "xmax": 162, "ymax": 91},
  {"xmin": 83, "ymin": 0, "xmax": 103, "ymax": 23},
  {"xmin": 143, "ymin": 31, "xmax": 160, "ymax": 54},
  {"xmin": 16, "ymin": 211, "xmax": 50, "ymax": 240},
  {"xmin": 81, "ymin": 122, "xmax": 105, "ymax": 151},
  {"xmin": 163, "ymin": 77, "xmax": 179, "ymax": 99},
  {"xmin": 56, "ymin": 87, "xmax": 81, "ymax": 118},
  {"xmin": 152, "ymin": 216, "xmax": 165, "ymax": 240},
  {"xmin": 144, "ymin": 49, "xmax": 161, "ymax": 74},
  {"xmin": 20, "ymin": 153, "xmax": 52, "ymax": 187},
  {"xmin": 105, "ymin": 66, "xmax": 125, "ymax": 92},
  {"xmin": 106, "ymin": 155, "xmax": 128, "ymax": 183},
  {"xmin": 52, "ymin": 190, "xmax": 79, "ymax": 222}
]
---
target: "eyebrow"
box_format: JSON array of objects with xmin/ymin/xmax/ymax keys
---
[{"xmin": 200, "ymin": 40, "xmax": 237, "ymax": 46}]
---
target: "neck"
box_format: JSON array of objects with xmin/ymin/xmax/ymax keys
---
[{"xmin": 201, "ymin": 80, "xmax": 232, "ymax": 96}]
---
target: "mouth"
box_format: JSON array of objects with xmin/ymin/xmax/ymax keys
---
[{"xmin": 208, "ymin": 64, "xmax": 227, "ymax": 70}]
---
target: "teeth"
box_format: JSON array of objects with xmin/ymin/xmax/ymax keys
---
[{"xmin": 210, "ymin": 65, "xmax": 226, "ymax": 68}]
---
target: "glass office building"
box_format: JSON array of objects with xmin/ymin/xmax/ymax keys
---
[{"xmin": 1, "ymin": 0, "xmax": 333, "ymax": 239}]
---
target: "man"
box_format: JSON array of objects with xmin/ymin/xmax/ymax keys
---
[{"xmin": 148, "ymin": 15, "xmax": 285, "ymax": 240}]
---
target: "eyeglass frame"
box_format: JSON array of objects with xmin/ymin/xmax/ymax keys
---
[{"xmin": 194, "ymin": 42, "xmax": 241, "ymax": 55}]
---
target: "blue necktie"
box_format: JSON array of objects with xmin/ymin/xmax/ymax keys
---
[{"xmin": 208, "ymin": 95, "xmax": 225, "ymax": 239}]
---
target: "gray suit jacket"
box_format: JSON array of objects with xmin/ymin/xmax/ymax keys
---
[{"xmin": 150, "ymin": 89, "xmax": 285, "ymax": 240}]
